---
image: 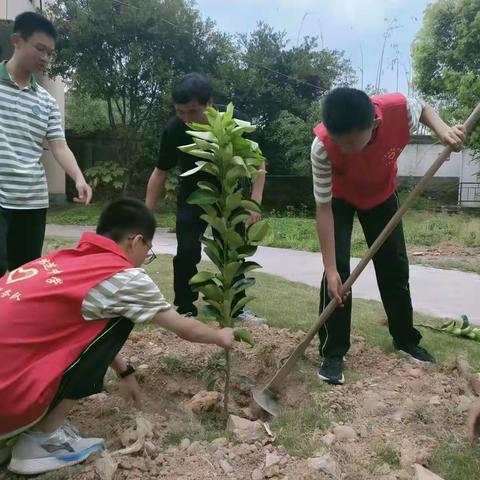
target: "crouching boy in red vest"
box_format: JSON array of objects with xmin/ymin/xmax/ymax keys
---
[
  {"xmin": 312, "ymin": 88, "xmax": 466, "ymax": 385},
  {"xmin": 0, "ymin": 198, "xmax": 233, "ymax": 475}
]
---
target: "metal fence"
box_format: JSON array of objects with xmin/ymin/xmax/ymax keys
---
[{"xmin": 458, "ymin": 182, "xmax": 480, "ymax": 207}]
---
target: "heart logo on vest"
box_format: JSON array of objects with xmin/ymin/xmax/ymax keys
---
[{"xmin": 6, "ymin": 267, "xmax": 39, "ymax": 284}]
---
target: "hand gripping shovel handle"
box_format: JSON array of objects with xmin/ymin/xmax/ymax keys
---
[{"xmin": 263, "ymin": 103, "xmax": 480, "ymax": 393}]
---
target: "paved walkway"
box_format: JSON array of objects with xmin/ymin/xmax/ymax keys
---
[{"xmin": 46, "ymin": 224, "xmax": 480, "ymax": 324}]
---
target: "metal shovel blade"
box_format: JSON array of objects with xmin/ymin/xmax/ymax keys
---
[{"xmin": 252, "ymin": 388, "xmax": 280, "ymax": 417}]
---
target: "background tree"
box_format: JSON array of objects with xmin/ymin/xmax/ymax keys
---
[
  {"xmin": 49, "ymin": 0, "xmax": 356, "ymax": 195},
  {"xmin": 412, "ymin": 0, "xmax": 480, "ymax": 158},
  {"xmin": 49, "ymin": 0, "xmax": 234, "ymax": 190}
]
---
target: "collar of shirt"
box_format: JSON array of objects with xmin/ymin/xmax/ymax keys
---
[{"xmin": 0, "ymin": 61, "xmax": 39, "ymax": 92}]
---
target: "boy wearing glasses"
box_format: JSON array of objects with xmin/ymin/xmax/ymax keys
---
[
  {"xmin": 0, "ymin": 198, "xmax": 234, "ymax": 476},
  {"xmin": 0, "ymin": 12, "xmax": 92, "ymax": 278}
]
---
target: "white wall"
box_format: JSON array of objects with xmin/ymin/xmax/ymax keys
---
[
  {"xmin": 0, "ymin": 0, "xmax": 35, "ymax": 20},
  {"xmin": 397, "ymin": 139, "xmax": 477, "ymax": 183}
]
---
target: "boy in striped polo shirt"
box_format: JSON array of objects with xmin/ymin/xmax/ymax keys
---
[
  {"xmin": 311, "ymin": 88, "xmax": 466, "ymax": 385},
  {"xmin": 0, "ymin": 12, "xmax": 92, "ymax": 278},
  {"xmin": 0, "ymin": 198, "xmax": 234, "ymax": 475}
]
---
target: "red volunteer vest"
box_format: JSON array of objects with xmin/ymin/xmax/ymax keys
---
[
  {"xmin": 313, "ymin": 93, "xmax": 410, "ymax": 210},
  {"xmin": 0, "ymin": 232, "xmax": 133, "ymax": 434}
]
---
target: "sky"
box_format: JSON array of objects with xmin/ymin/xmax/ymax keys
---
[{"xmin": 194, "ymin": 0, "xmax": 434, "ymax": 95}]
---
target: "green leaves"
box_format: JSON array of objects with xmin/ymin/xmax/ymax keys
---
[
  {"xmin": 247, "ymin": 220, "xmax": 269, "ymax": 243},
  {"xmin": 179, "ymin": 161, "xmax": 206, "ymax": 178},
  {"xmin": 189, "ymin": 271, "xmax": 216, "ymax": 286},
  {"xmin": 179, "ymin": 103, "xmax": 266, "ymax": 414},
  {"xmin": 187, "ymin": 189, "xmax": 219, "ymax": 205},
  {"xmin": 186, "ymin": 130, "xmax": 218, "ymax": 143},
  {"xmin": 240, "ymin": 199, "xmax": 261, "ymax": 213},
  {"xmin": 416, "ymin": 315, "xmax": 480, "ymax": 342},
  {"xmin": 234, "ymin": 328, "xmax": 255, "ymax": 347}
]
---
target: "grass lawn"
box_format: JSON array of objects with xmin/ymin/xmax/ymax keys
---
[
  {"xmin": 47, "ymin": 203, "xmax": 176, "ymax": 231},
  {"xmin": 263, "ymin": 210, "xmax": 480, "ymax": 253},
  {"xmin": 42, "ymin": 237, "xmax": 480, "ymax": 478}
]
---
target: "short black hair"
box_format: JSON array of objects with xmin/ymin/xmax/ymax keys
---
[
  {"xmin": 96, "ymin": 197, "xmax": 157, "ymax": 243},
  {"xmin": 172, "ymin": 73, "xmax": 213, "ymax": 105},
  {"xmin": 322, "ymin": 87, "xmax": 375, "ymax": 135},
  {"xmin": 13, "ymin": 11, "xmax": 57, "ymax": 42}
]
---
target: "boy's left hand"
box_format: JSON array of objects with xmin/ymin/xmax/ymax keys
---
[
  {"xmin": 440, "ymin": 125, "xmax": 466, "ymax": 152},
  {"xmin": 119, "ymin": 375, "xmax": 142, "ymax": 408}
]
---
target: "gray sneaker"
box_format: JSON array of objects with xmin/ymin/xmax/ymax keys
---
[
  {"xmin": 235, "ymin": 310, "xmax": 266, "ymax": 325},
  {"xmin": 8, "ymin": 425, "xmax": 103, "ymax": 475}
]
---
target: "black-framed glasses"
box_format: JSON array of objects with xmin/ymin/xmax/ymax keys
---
[
  {"xmin": 127, "ymin": 235, "xmax": 157, "ymax": 265},
  {"xmin": 144, "ymin": 247, "xmax": 157, "ymax": 266}
]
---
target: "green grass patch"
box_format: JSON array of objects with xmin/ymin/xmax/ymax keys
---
[
  {"xmin": 47, "ymin": 203, "xmax": 176, "ymax": 231},
  {"xmin": 275, "ymin": 403, "xmax": 331, "ymax": 457},
  {"xmin": 429, "ymin": 441, "xmax": 480, "ymax": 480},
  {"xmin": 263, "ymin": 210, "xmax": 480, "ymax": 255},
  {"xmin": 372, "ymin": 441, "xmax": 401, "ymax": 468}
]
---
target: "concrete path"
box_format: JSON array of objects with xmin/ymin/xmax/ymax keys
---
[{"xmin": 46, "ymin": 224, "xmax": 480, "ymax": 324}]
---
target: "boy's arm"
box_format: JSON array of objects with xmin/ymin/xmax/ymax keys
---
[
  {"xmin": 419, "ymin": 105, "xmax": 466, "ymax": 151},
  {"xmin": 311, "ymin": 138, "xmax": 347, "ymax": 305},
  {"xmin": 48, "ymin": 140, "xmax": 92, "ymax": 204},
  {"xmin": 154, "ymin": 308, "xmax": 234, "ymax": 348},
  {"xmin": 246, "ymin": 162, "xmax": 266, "ymax": 225},
  {"xmin": 316, "ymin": 204, "xmax": 346, "ymax": 305}
]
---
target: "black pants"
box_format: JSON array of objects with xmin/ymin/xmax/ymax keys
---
[
  {"xmin": 0, "ymin": 207, "xmax": 47, "ymax": 278},
  {"xmin": 173, "ymin": 199, "xmax": 246, "ymax": 315},
  {"xmin": 51, "ymin": 318, "xmax": 133, "ymax": 409},
  {"xmin": 319, "ymin": 193, "xmax": 422, "ymax": 357}
]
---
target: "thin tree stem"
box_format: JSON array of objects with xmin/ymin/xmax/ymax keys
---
[{"xmin": 224, "ymin": 348, "xmax": 231, "ymax": 418}]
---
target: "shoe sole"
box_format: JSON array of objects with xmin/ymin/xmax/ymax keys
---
[
  {"xmin": 8, "ymin": 443, "xmax": 103, "ymax": 475},
  {"xmin": 317, "ymin": 371, "xmax": 345, "ymax": 385}
]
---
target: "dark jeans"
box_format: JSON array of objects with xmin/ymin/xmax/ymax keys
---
[
  {"xmin": 173, "ymin": 199, "xmax": 246, "ymax": 315},
  {"xmin": 319, "ymin": 193, "xmax": 422, "ymax": 357},
  {"xmin": 0, "ymin": 207, "xmax": 47, "ymax": 278}
]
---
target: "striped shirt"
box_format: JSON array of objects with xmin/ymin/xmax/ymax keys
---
[
  {"xmin": 0, "ymin": 61, "xmax": 65, "ymax": 210},
  {"xmin": 81, "ymin": 268, "xmax": 172, "ymax": 323},
  {"xmin": 311, "ymin": 97, "xmax": 425, "ymax": 205}
]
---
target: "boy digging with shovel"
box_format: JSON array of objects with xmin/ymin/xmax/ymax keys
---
[{"xmin": 312, "ymin": 88, "xmax": 466, "ymax": 385}]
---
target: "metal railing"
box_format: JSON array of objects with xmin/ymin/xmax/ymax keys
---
[{"xmin": 458, "ymin": 182, "xmax": 480, "ymax": 207}]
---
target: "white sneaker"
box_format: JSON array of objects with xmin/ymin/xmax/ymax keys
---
[
  {"xmin": 8, "ymin": 425, "xmax": 103, "ymax": 475},
  {"xmin": 235, "ymin": 310, "xmax": 266, "ymax": 325}
]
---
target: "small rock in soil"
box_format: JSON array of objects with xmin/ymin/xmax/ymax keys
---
[
  {"xmin": 333, "ymin": 425, "xmax": 356, "ymax": 441},
  {"xmin": 179, "ymin": 438, "xmax": 191, "ymax": 450},
  {"xmin": 219, "ymin": 459, "xmax": 234, "ymax": 474}
]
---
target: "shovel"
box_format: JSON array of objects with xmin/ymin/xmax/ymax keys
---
[{"xmin": 253, "ymin": 103, "xmax": 480, "ymax": 416}]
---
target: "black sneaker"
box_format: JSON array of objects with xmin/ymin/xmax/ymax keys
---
[
  {"xmin": 393, "ymin": 341, "xmax": 436, "ymax": 363},
  {"xmin": 317, "ymin": 356, "xmax": 345, "ymax": 385}
]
